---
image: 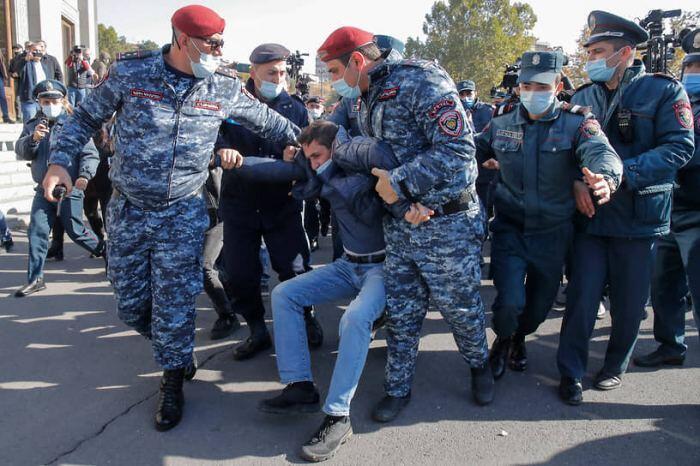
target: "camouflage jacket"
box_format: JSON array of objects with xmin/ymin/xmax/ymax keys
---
[{"xmin": 49, "ymin": 45, "xmax": 300, "ymax": 210}]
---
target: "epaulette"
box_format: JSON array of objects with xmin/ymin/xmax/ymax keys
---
[
  {"xmin": 560, "ymin": 101, "xmax": 593, "ymax": 117},
  {"xmin": 398, "ymin": 58, "xmax": 437, "ymax": 69},
  {"xmin": 215, "ymin": 66, "xmax": 237, "ymax": 79},
  {"xmin": 493, "ymin": 102, "xmax": 517, "ymax": 117},
  {"xmin": 652, "ymin": 72, "xmax": 678, "ymax": 82},
  {"xmin": 574, "ymin": 81, "xmax": 595, "ymax": 93},
  {"xmin": 116, "ymin": 49, "xmax": 158, "ymax": 61},
  {"xmin": 290, "ymin": 94, "xmax": 305, "ymax": 105}
]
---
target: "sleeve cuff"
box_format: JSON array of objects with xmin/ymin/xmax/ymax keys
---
[
  {"xmin": 388, "ymin": 167, "xmax": 412, "ymax": 203},
  {"xmin": 48, "ymin": 152, "xmax": 73, "ymax": 170}
]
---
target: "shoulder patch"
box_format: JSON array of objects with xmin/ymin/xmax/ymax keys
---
[
  {"xmin": 437, "ymin": 110, "xmax": 464, "ymax": 137},
  {"xmin": 580, "ymin": 119, "xmax": 602, "ymax": 139},
  {"xmin": 215, "ymin": 66, "xmax": 237, "ymax": 79},
  {"xmin": 574, "ymin": 82, "xmax": 595, "ymax": 94},
  {"xmin": 673, "ymin": 101, "xmax": 694, "ymax": 129},
  {"xmin": 116, "ymin": 49, "xmax": 157, "ymax": 61},
  {"xmin": 428, "ymin": 98, "xmax": 456, "ymax": 118}
]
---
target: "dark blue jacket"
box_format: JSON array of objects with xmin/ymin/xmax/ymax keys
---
[
  {"xmin": 16, "ymin": 112, "xmax": 98, "ymax": 189},
  {"xmin": 571, "ymin": 61, "xmax": 695, "ymax": 238},
  {"xmin": 327, "ymin": 96, "xmax": 362, "ymax": 137},
  {"xmin": 475, "ymin": 101, "xmax": 623, "ymax": 234},
  {"xmin": 464, "ymin": 99, "xmax": 496, "ymax": 186},
  {"xmin": 673, "ymin": 95, "xmax": 700, "ymax": 213},
  {"xmin": 216, "ymin": 78, "xmax": 309, "ymax": 217},
  {"xmin": 16, "ymin": 54, "xmax": 64, "ymax": 102}
]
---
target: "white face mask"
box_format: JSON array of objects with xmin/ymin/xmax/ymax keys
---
[
  {"xmin": 309, "ymin": 108, "xmax": 323, "ymax": 120},
  {"xmin": 188, "ymin": 39, "xmax": 220, "ymax": 78},
  {"xmin": 41, "ymin": 103, "xmax": 64, "ymax": 120}
]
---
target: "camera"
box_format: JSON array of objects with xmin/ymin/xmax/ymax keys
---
[
  {"xmin": 31, "ymin": 50, "xmax": 43, "ymax": 58},
  {"xmin": 638, "ymin": 9, "xmax": 684, "ymax": 74},
  {"xmin": 286, "ymin": 50, "xmax": 308, "ymax": 83},
  {"xmin": 499, "ymin": 60, "xmax": 521, "ymax": 94}
]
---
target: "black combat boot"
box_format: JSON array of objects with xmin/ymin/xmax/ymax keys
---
[
  {"xmin": 471, "ymin": 362, "xmax": 495, "ymax": 406},
  {"xmin": 233, "ymin": 326, "xmax": 272, "ymax": 361},
  {"xmin": 184, "ymin": 354, "xmax": 197, "ymax": 381},
  {"xmin": 488, "ymin": 336, "xmax": 511, "ymax": 380},
  {"xmin": 154, "ymin": 368, "xmax": 185, "ymax": 431},
  {"xmin": 305, "ymin": 307, "xmax": 324, "ymax": 349},
  {"xmin": 559, "ymin": 377, "xmax": 583, "ymax": 406},
  {"xmin": 210, "ymin": 314, "xmax": 241, "ymax": 340},
  {"xmin": 372, "ymin": 393, "xmax": 411, "ymax": 423},
  {"xmin": 509, "ymin": 333, "xmax": 527, "ymax": 372},
  {"xmin": 258, "ymin": 381, "xmax": 320, "ymax": 414}
]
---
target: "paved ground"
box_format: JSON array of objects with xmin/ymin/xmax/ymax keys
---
[{"xmin": 1, "ymin": 229, "xmax": 699, "ymax": 466}]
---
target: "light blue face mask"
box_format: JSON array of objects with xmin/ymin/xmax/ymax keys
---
[
  {"xmin": 585, "ymin": 49, "xmax": 623, "ymax": 83},
  {"xmin": 682, "ymin": 73, "xmax": 700, "ymax": 96},
  {"xmin": 315, "ymin": 158, "xmax": 332, "ymax": 174},
  {"xmin": 189, "ymin": 40, "xmax": 220, "ymax": 78},
  {"xmin": 461, "ymin": 98, "xmax": 474, "ymax": 109},
  {"xmin": 520, "ymin": 90, "xmax": 555, "ymax": 116},
  {"xmin": 331, "ymin": 60, "xmax": 361, "ymax": 99},
  {"xmin": 258, "ymin": 80, "xmax": 285, "ymax": 100}
]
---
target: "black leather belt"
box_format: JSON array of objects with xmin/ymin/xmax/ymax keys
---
[
  {"xmin": 431, "ymin": 188, "xmax": 479, "ymax": 218},
  {"xmin": 345, "ymin": 252, "xmax": 386, "ymax": 264}
]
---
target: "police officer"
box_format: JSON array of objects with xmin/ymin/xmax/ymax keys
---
[
  {"xmin": 217, "ymin": 43, "xmax": 323, "ymax": 361},
  {"xmin": 633, "ymin": 29, "xmax": 700, "ymax": 368},
  {"xmin": 43, "ymin": 5, "xmax": 301, "ymax": 431},
  {"xmin": 556, "ymin": 11, "xmax": 694, "ymax": 405},
  {"xmin": 14, "ymin": 79, "xmax": 102, "ymax": 297},
  {"xmin": 318, "ymin": 26, "xmax": 494, "ymax": 422},
  {"xmin": 475, "ymin": 51, "xmax": 622, "ymax": 381}
]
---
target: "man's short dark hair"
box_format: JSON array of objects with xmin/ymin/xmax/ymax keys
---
[
  {"xmin": 298, "ymin": 120, "xmax": 339, "ymax": 149},
  {"xmin": 607, "ymin": 38, "xmax": 636, "ymax": 52},
  {"xmin": 338, "ymin": 43, "xmax": 382, "ymax": 66}
]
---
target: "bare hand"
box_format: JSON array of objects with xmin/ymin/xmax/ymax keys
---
[
  {"xmin": 74, "ymin": 177, "xmax": 88, "ymax": 191},
  {"xmin": 573, "ymin": 180, "xmax": 595, "ymax": 218},
  {"xmin": 582, "ymin": 167, "xmax": 612, "ymax": 206},
  {"xmin": 482, "ymin": 158, "xmax": 500, "ymax": 170},
  {"xmin": 371, "ymin": 168, "xmax": 399, "ymax": 205},
  {"xmin": 33, "ymin": 124, "xmax": 49, "ymax": 142},
  {"xmin": 404, "ymin": 202, "xmax": 434, "ymax": 225},
  {"xmin": 43, "ymin": 165, "xmax": 73, "ymax": 201},
  {"xmin": 283, "ymin": 145, "xmax": 297, "ymax": 162},
  {"xmin": 216, "ymin": 148, "xmax": 243, "ymax": 170}
]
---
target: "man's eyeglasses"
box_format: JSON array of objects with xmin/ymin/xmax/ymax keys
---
[{"xmin": 194, "ymin": 37, "xmax": 224, "ymax": 51}]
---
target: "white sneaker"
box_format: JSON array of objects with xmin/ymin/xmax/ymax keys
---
[
  {"xmin": 596, "ymin": 301, "xmax": 607, "ymax": 319},
  {"xmin": 553, "ymin": 284, "xmax": 567, "ymax": 312}
]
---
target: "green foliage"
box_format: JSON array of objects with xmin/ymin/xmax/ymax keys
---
[
  {"xmin": 98, "ymin": 23, "xmax": 159, "ymax": 59},
  {"xmin": 405, "ymin": 0, "xmax": 537, "ymax": 96}
]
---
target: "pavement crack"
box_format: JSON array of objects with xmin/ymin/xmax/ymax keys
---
[{"xmin": 43, "ymin": 344, "xmax": 233, "ymax": 465}]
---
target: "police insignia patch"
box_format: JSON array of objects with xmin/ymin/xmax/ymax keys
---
[
  {"xmin": 580, "ymin": 119, "xmax": 602, "ymax": 138},
  {"xmin": 428, "ymin": 98, "xmax": 456, "ymax": 118},
  {"xmin": 532, "ymin": 54, "xmax": 540, "ymax": 65},
  {"xmin": 378, "ymin": 87, "xmax": 399, "ymax": 101},
  {"xmin": 673, "ymin": 101, "xmax": 693, "ymax": 129},
  {"xmin": 438, "ymin": 110, "xmax": 464, "ymax": 137},
  {"xmin": 194, "ymin": 100, "xmax": 221, "ymax": 111}
]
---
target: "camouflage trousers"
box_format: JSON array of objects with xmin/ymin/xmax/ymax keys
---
[
  {"xmin": 106, "ymin": 192, "xmax": 208, "ymax": 370},
  {"xmin": 383, "ymin": 205, "xmax": 488, "ymax": 397}
]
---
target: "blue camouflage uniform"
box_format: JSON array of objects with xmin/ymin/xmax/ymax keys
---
[
  {"xmin": 476, "ymin": 95, "xmax": 622, "ymax": 340},
  {"xmin": 358, "ymin": 56, "xmax": 487, "ymax": 397},
  {"xmin": 49, "ymin": 45, "xmax": 299, "ymax": 370},
  {"xmin": 557, "ymin": 50, "xmax": 695, "ymax": 380},
  {"xmin": 16, "ymin": 108, "xmax": 101, "ymax": 283},
  {"xmin": 645, "ymin": 34, "xmax": 700, "ymax": 358}
]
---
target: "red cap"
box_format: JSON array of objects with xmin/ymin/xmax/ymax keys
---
[
  {"xmin": 318, "ymin": 26, "xmax": 374, "ymax": 62},
  {"xmin": 171, "ymin": 5, "xmax": 225, "ymax": 37}
]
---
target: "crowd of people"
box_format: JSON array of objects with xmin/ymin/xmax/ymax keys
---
[{"xmin": 2, "ymin": 4, "xmax": 698, "ymax": 463}]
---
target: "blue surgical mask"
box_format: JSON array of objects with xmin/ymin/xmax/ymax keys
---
[
  {"xmin": 189, "ymin": 40, "xmax": 220, "ymax": 78},
  {"xmin": 461, "ymin": 98, "xmax": 474, "ymax": 109},
  {"xmin": 258, "ymin": 80, "xmax": 285, "ymax": 100},
  {"xmin": 315, "ymin": 158, "xmax": 332, "ymax": 174},
  {"xmin": 520, "ymin": 90, "xmax": 555, "ymax": 116},
  {"xmin": 682, "ymin": 73, "xmax": 700, "ymax": 96},
  {"xmin": 585, "ymin": 49, "xmax": 623, "ymax": 83},
  {"xmin": 332, "ymin": 62, "xmax": 361, "ymax": 99}
]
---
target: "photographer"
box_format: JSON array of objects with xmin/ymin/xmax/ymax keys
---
[
  {"xmin": 65, "ymin": 46, "xmax": 94, "ymax": 107},
  {"xmin": 15, "ymin": 41, "xmax": 63, "ymax": 121},
  {"xmin": 13, "ymin": 80, "xmax": 102, "ymax": 297}
]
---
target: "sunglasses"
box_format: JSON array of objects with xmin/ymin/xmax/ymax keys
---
[{"xmin": 194, "ymin": 36, "xmax": 224, "ymax": 51}]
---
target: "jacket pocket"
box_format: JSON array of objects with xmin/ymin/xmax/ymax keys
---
[{"xmin": 634, "ymin": 183, "xmax": 673, "ymax": 224}]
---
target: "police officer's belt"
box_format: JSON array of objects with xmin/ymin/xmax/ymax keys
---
[
  {"xmin": 345, "ymin": 252, "xmax": 386, "ymax": 264},
  {"xmin": 431, "ymin": 188, "xmax": 479, "ymax": 218}
]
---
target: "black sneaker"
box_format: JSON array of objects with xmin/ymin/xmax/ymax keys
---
[
  {"xmin": 233, "ymin": 332, "xmax": 272, "ymax": 361},
  {"xmin": 300, "ymin": 415, "xmax": 353, "ymax": 462},
  {"xmin": 1, "ymin": 238, "xmax": 13, "ymax": 253},
  {"xmin": 559, "ymin": 377, "xmax": 583, "ymax": 406},
  {"xmin": 633, "ymin": 349, "xmax": 685, "ymax": 368},
  {"xmin": 210, "ymin": 315, "xmax": 241, "ymax": 340},
  {"xmin": 258, "ymin": 382, "xmax": 320, "ymax": 414}
]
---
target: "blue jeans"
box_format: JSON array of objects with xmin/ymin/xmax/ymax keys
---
[
  {"xmin": 67, "ymin": 87, "xmax": 87, "ymax": 108},
  {"xmin": 271, "ymin": 257, "xmax": 386, "ymax": 416},
  {"xmin": 21, "ymin": 101, "xmax": 38, "ymax": 122},
  {"xmin": 0, "ymin": 209, "xmax": 12, "ymax": 242}
]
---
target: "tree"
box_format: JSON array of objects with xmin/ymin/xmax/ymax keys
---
[
  {"xmin": 98, "ymin": 23, "xmax": 159, "ymax": 59},
  {"xmin": 405, "ymin": 0, "xmax": 537, "ymax": 96}
]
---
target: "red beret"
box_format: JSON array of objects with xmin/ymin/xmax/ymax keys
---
[
  {"xmin": 318, "ymin": 26, "xmax": 374, "ymax": 62},
  {"xmin": 171, "ymin": 5, "xmax": 225, "ymax": 37}
]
